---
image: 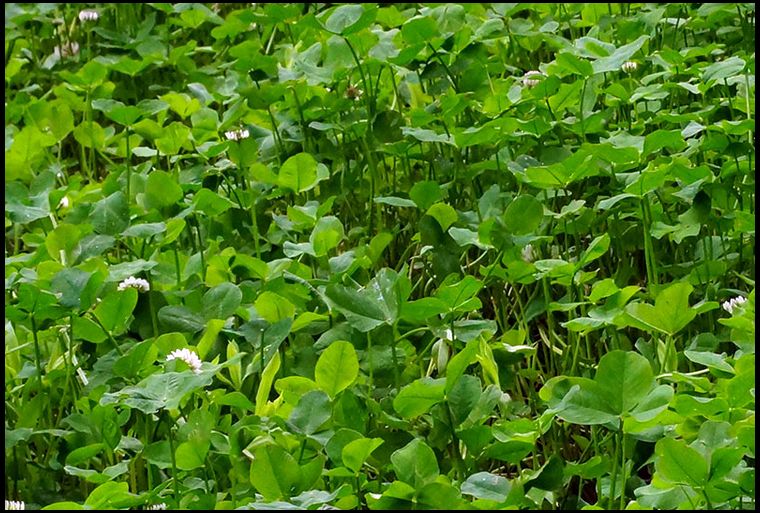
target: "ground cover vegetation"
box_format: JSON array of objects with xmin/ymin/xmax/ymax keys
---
[{"xmin": 4, "ymin": 2, "xmax": 756, "ymax": 510}]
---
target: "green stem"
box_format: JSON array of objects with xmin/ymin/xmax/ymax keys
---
[
  {"xmin": 173, "ymin": 243, "xmax": 182, "ymax": 287},
  {"xmin": 343, "ymin": 37, "xmax": 373, "ymax": 117},
  {"xmin": 166, "ymin": 412, "xmax": 181, "ymax": 503},
  {"xmin": 125, "ymin": 126, "xmax": 131, "ymax": 202},
  {"xmin": 391, "ymin": 325, "xmax": 400, "ymax": 389},
  {"xmin": 89, "ymin": 313, "xmax": 125, "ymax": 356},
  {"xmin": 444, "ymin": 403, "xmax": 466, "ymax": 481},
  {"xmin": 366, "ymin": 331, "xmax": 374, "ymax": 394},
  {"xmin": 609, "ymin": 431, "xmax": 620, "ymax": 508},
  {"xmin": 248, "ymin": 179, "xmax": 261, "ymax": 259},
  {"xmin": 148, "ymin": 285, "xmax": 159, "ymax": 339},
  {"xmin": 30, "ymin": 316, "xmax": 45, "ymax": 390},
  {"xmin": 619, "ymin": 433, "xmax": 627, "ymax": 509}
]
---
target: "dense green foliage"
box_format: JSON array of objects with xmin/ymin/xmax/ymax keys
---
[{"xmin": 5, "ymin": 3, "xmax": 755, "ymax": 510}]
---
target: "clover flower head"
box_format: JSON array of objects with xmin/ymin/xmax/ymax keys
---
[
  {"xmin": 346, "ymin": 84, "xmax": 363, "ymax": 101},
  {"xmin": 146, "ymin": 504, "xmax": 168, "ymax": 510},
  {"xmin": 722, "ymin": 295, "xmax": 747, "ymax": 315},
  {"xmin": 622, "ymin": 61, "xmax": 638, "ymax": 73},
  {"xmin": 166, "ymin": 348, "xmax": 203, "ymax": 374},
  {"xmin": 225, "ymin": 128, "xmax": 250, "ymax": 141},
  {"xmin": 521, "ymin": 244, "xmax": 535, "ymax": 263},
  {"xmin": 53, "ymin": 42, "xmax": 80, "ymax": 58},
  {"xmin": 5, "ymin": 500, "xmax": 25, "ymax": 511},
  {"xmin": 78, "ymin": 9, "xmax": 99, "ymax": 22},
  {"xmin": 522, "ymin": 70, "xmax": 544, "ymax": 88},
  {"xmin": 117, "ymin": 276, "xmax": 150, "ymax": 293}
]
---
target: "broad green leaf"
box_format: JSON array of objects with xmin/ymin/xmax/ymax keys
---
[
  {"xmin": 279, "ymin": 152, "xmax": 319, "ymax": 194},
  {"xmin": 524, "ymin": 456, "xmax": 565, "ymax": 491},
  {"xmin": 161, "ymin": 92, "xmax": 201, "ymax": 119},
  {"xmin": 145, "ymin": 171, "xmax": 183, "ymax": 209},
  {"xmin": 323, "ymin": 5, "xmax": 364, "ymax": 34},
  {"xmin": 655, "ymin": 437, "xmax": 709, "ymax": 487},
  {"xmin": 701, "ymin": 56, "xmax": 746, "ymax": 86},
  {"xmin": 94, "ymin": 288, "xmax": 138, "ymax": 334},
  {"xmin": 553, "ymin": 380, "xmax": 619, "ymax": 425},
  {"xmin": 315, "ymin": 341, "xmax": 359, "ymax": 398},
  {"xmin": 83, "ymin": 481, "xmax": 139, "ymax": 510},
  {"xmin": 416, "ymin": 482, "xmax": 467, "ymax": 510},
  {"xmin": 393, "ymin": 377, "xmax": 446, "ymax": 418},
  {"xmin": 113, "ymin": 339, "xmax": 158, "ymax": 379},
  {"xmin": 390, "ymin": 438, "xmax": 439, "ymax": 487},
  {"xmin": 155, "ymin": 121, "xmax": 190, "ymax": 155},
  {"xmin": 342, "ymin": 437, "xmax": 384, "ymax": 474},
  {"xmin": 683, "ymin": 350, "xmax": 734, "ymax": 374},
  {"xmin": 403, "ymin": 126, "xmax": 454, "ymax": 145},
  {"xmin": 629, "ymin": 384, "xmax": 673, "ymax": 423},
  {"xmin": 626, "ymin": 282, "xmax": 696, "ymax": 336},
  {"xmin": 99, "ymin": 371, "xmax": 213, "ymax": 414},
  {"xmin": 461, "ymin": 471, "xmax": 511, "ymax": 502},
  {"xmin": 158, "ymin": 305, "xmax": 206, "ymax": 333},
  {"xmin": 51, "ymin": 268, "xmax": 92, "ymax": 310},
  {"xmin": 447, "ymin": 374, "xmax": 481, "ymax": 426},
  {"xmin": 202, "ymin": 282, "xmax": 242, "ymax": 320},
  {"xmin": 6, "ymin": 181, "xmax": 51, "ymax": 223},
  {"xmin": 435, "ymin": 275, "xmax": 483, "ymax": 313},
  {"xmin": 594, "ymin": 350, "xmax": 654, "ymax": 415},
  {"xmin": 310, "ymin": 216, "xmax": 344, "ymax": 257},
  {"xmin": 426, "ymin": 202, "xmax": 458, "ymax": 231},
  {"xmin": 577, "ymin": 233, "xmax": 610, "ymax": 268},
  {"xmin": 287, "ymin": 390, "xmax": 331, "ymax": 435},
  {"xmin": 65, "ymin": 443, "xmax": 104, "ymax": 466},
  {"xmin": 374, "ymin": 196, "xmax": 417, "ymax": 208},
  {"xmin": 196, "ymin": 319, "xmax": 225, "ymax": 360},
  {"xmin": 555, "ymin": 52, "xmax": 593, "ymax": 77},
  {"xmin": 410, "ymin": 181, "xmax": 443, "ymax": 210},
  {"xmin": 591, "ymin": 35, "xmax": 649, "ymax": 74},
  {"xmin": 255, "ymin": 352, "xmax": 280, "ymax": 416},
  {"xmin": 401, "ymin": 15, "xmax": 439, "ymax": 45},
  {"xmin": 400, "ymin": 297, "xmax": 448, "ymax": 322},
  {"xmin": 175, "ymin": 409, "xmax": 213, "ymax": 470},
  {"xmin": 445, "ymin": 337, "xmax": 480, "ymax": 393},
  {"xmin": 91, "ymin": 99, "xmax": 142, "ymax": 126},
  {"xmin": 91, "ymin": 192, "xmax": 129, "ymax": 235},
  {"xmin": 250, "ymin": 443, "xmax": 301, "ymax": 501},
  {"xmin": 193, "ymin": 188, "xmax": 234, "ymax": 217},
  {"xmin": 324, "ymin": 284, "xmax": 388, "ymax": 332},
  {"xmin": 275, "ymin": 376, "xmax": 319, "ymax": 406},
  {"xmin": 504, "ymin": 194, "xmax": 543, "ymax": 234},
  {"xmin": 254, "ymin": 291, "xmax": 295, "ymax": 323}
]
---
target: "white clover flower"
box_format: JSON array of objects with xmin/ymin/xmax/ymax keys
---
[
  {"xmin": 521, "ymin": 244, "xmax": 535, "ymax": 263},
  {"xmin": 522, "ymin": 70, "xmax": 544, "ymax": 88},
  {"xmin": 146, "ymin": 504, "xmax": 167, "ymax": 510},
  {"xmin": 117, "ymin": 276, "xmax": 150, "ymax": 293},
  {"xmin": 622, "ymin": 61, "xmax": 638, "ymax": 73},
  {"xmin": 224, "ymin": 128, "xmax": 250, "ymax": 141},
  {"xmin": 166, "ymin": 348, "xmax": 203, "ymax": 374},
  {"xmin": 78, "ymin": 9, "xmax": 99, "ymax": 22},
  {"xmin": 431, "ymin": 339, "xmax": 450, "ymax": 373},
  {"xmin": 53, "ymin": 42, "xmax": 80, "ymax": 58},
  {"xmin": 58, "ymin": 196, "xmax": 70, "ymax": 209},
  {"xmin": 722, "ymin": 295, "xmax": 747, "ymax": 315},
  {"xmin": 5, "ymin": 500, "xmax": 25, "ymax": 510}
]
